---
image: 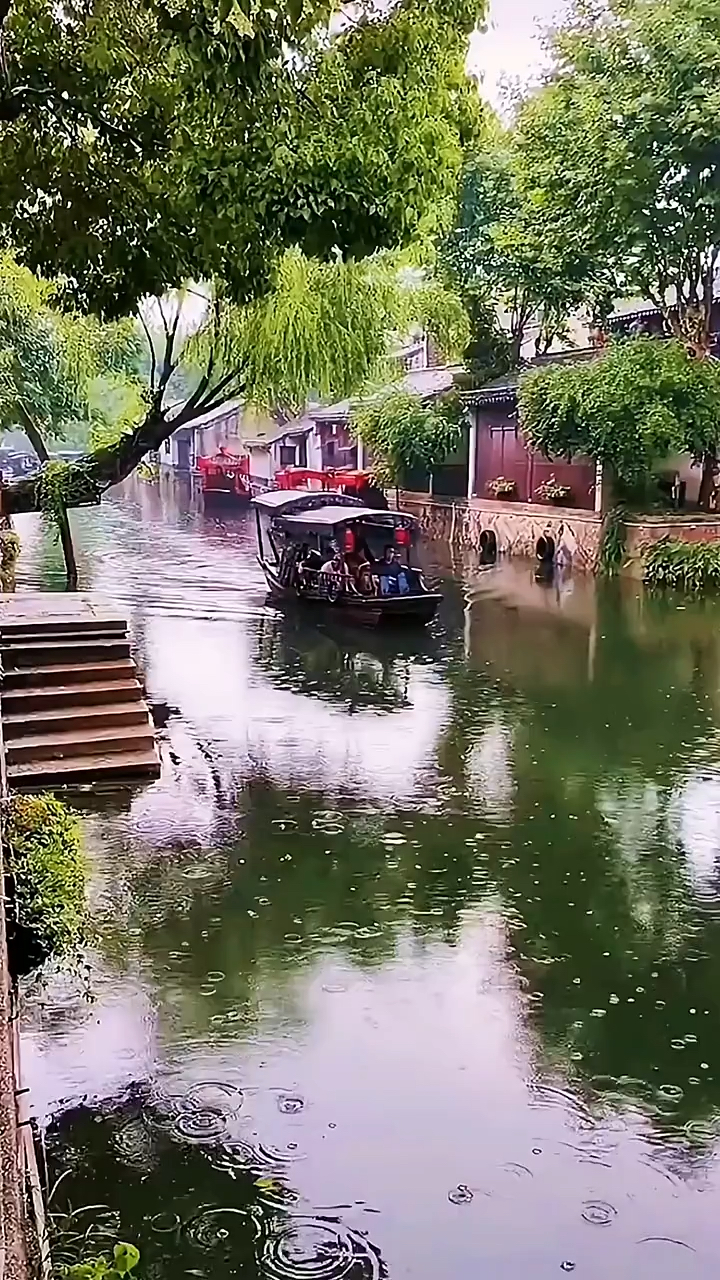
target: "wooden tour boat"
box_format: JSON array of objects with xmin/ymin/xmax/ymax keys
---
[
  {"xmin": 252, "ymin": 489, "xmax": 442, "ymax": 626},
  {"xmin": 198, "ymin": 448, "xmax": 252, "ymax": 505}
]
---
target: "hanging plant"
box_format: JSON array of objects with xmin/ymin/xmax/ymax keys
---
[
  {"xmin": 35, "ymin": 460, "xmax": 101, "ymax": 529},
  {"xmin": 486, "ymin": 475, "xmax": 517, "ymax": 499},
  {"xmin": 0, "ymin": 528, "xmax": 20, "ymax": 569}
]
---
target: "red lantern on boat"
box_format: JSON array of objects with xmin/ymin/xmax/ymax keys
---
[
  {"xmin": 343, "ymin": 527, "xmax": 356, "ymax": 554},
  {"xmin": 395, "ymin": 526, "xmax": 410, "ymax": 547}
]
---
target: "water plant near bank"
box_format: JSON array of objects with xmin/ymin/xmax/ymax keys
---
[
  {"xmin": 643, "ymin": 537, "xmax": 720, "ymax": 592},
  {"xmin": 61, "ymin": 1242, "xmax": 140, "ymax": 1280},
  {"xmin": 598, "ymin": 505, "xmax": 627, "ymax": 576},
  {"xmin": 2, "ymin": 793, "xmax": 86, "ymax": 976}
]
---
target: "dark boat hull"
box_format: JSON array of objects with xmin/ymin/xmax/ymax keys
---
[
  {"xmin": 201, "ymin": 487, "xmax": 251, "ymax": 506},
  {"xmin": 258, "ymin": 560, "xmax": 441, "ymax": 626}
]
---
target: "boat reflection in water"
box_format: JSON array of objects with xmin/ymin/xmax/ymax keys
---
[{"xmin": 254, "ymin": 612, "xmax": 438, "ymax": 713}]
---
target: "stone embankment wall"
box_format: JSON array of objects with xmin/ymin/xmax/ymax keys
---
[
  {"xmin": 401, "ymin": 494, "xmax": 603, "ymax": 572},
  {"xmin": 404, "ymin": 494, "xmax": 720, "ymax": 576}
]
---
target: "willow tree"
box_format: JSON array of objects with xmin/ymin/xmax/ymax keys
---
[
  {"xmin": 352, "ymin": 388, "xmax": 466, "ymax": 487},
  {"xmin": 0, "ymin": 0, "xmax": 482, "ymax": 519}
]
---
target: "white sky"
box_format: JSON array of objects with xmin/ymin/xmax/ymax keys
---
[{"xmin": 469, "ymin": 0, "xmax": 565, "ymax": 111}]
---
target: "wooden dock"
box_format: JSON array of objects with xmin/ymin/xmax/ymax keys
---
[{"xmin": 0, "ymin": 594, "xmax": 160, "ymax": 787}]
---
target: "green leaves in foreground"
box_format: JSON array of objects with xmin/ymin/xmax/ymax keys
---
[
  {"xmin": 643, "ymin": 538, "xmax": 720, "ymax": 594},
  {"xmin": 64, "ymin": 1243, "xmax": 140, "ymax": 1280}
]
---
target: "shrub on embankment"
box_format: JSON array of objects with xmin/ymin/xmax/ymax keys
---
[
  {"xmin": 2, "ymin": 793, "xmax": 86, "ymax": 977},
  {"xmin": 643, "ymin": 537, "xmax": 720, "ymax": 592}
]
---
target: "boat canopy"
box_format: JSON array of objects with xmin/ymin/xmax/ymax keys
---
[
  {"xmin": 252, "ymin": 488, "xmax": 366, "ymax": 514},
  {"xmin": 277, "ymin": 505, "xmax": 417, "ymax": 532}
]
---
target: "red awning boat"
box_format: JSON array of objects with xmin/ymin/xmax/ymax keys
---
[
  {"xmin": 197, "ymin": 449, "xmax": 251, "ymax": 504},
  {"xmin": 274, "ymin": 467, "xmax": 386, "ymax": 506}
]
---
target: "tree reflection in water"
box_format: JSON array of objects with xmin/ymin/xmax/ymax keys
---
[{"xmin": 46, "ymin": 1084, "xmax": 387, "ymax": 1280}]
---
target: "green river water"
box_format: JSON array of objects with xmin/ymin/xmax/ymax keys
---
[{"xmin": 15, "ymin": 481, "xmax": 720, "ymax": 1279}]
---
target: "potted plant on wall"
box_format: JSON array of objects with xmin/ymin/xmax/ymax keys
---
[
  {"xmin": 487, "ymin": 476, "xmax": 518, "ymax": 501},
  {"xmin": 535, "ymin": 475, "xmax": 573, "ymax": 507}
]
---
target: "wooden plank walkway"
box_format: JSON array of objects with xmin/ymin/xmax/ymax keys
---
[{"xmin": 0, "ymin": 594, "xmax": 160, "ymax": 787}]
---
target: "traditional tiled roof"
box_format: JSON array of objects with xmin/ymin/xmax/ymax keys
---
[
  {"xmin": 311, "ymin": 365, "xmax": 463, "ymax": 424},
  {"xmin": 462, "ymin": 348, "xmax": 598, "ymax": 407}
]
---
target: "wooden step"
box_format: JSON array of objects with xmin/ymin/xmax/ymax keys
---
[
  {"xmin": 2, "ymin": 701, "xmax": 150, "ymax": 738},
  {"xmin": 8, "ymin": 747, "xmax": 161, "ymax": 784},
  {"xmin": 1, "ymin": 679, "xmax": 142, "ymax": 713},
  {"xmin": 3, "ymin": 660, "xmax": 137, "ymax": 689},
  {"xmin": 6, "ymin": 721, "xmax": 156, "ymax": 765},
  {"xmin": 3, "ymin": 638, "xmax": 131, "ymax": 668}
]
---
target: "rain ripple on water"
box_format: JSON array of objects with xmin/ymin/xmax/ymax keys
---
[{"xmin": 260, "ymin": 1216, "xmax": 382, "ymax": 1279}]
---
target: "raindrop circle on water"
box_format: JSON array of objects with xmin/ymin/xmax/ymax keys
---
[
  {"xmin": 184, "ymin": 1205, "xmax": 262, "ymax": 1250},
  {"xmin": 261, "ymin": 1216, "xmax": 380, "ymax": 1279},
  {"xmin": 185, "ymin": 1081, "xmax": 243, "ymax": 1115},
  {"xmin": 150, "ymin": 1212, "xmax": 180, "ymax": 1234},
  {"xmin": 582, "ymin": 1200, "xmax": 617, "ymax": 1227},
  {"xmin": 255, "ymin": 1141, "xmax": 307, "ymax": 1167},
  {"xmin": 278, "ymin": 1094, "xmax": 305, "ymax": 1115},
  {"xmin": 448, "ymin": 1184, "xmax": 473, "ymax": 1205},
  {"xmin": 657, "ymin": 1084, "xmax": 684, "ymax": 1103},
  {"xmin": 174, "ymin": 1106, "xmax": 228, "ymax": 1143}
]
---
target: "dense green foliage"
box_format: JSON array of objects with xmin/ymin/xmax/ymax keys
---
[
  {"xmin": 0, "ymin": 0, "xmax": 481, "ymax": 316},
  {"xmin": 3, "ymin": 793, "xmax": 86, "ymax": 975},
  {"xmin": 643, "ymin": 538, "xmax": 720, "ymax": 592},
  {"xmin": 440, "ymin": 143, "xmax": 600, "ymax": 361},
  {"xmin": 0, "ymin": 252, "xmax": 144, "ymax": 445},
  {"xmin": 353, "ymin": 388, "xmax": 465, "ymax": 486},
  {"xmin": 515, "ymin": 0, "xmax": 720, "ymax": 354},
  {"xmin": 63, "ymin": 1243, "xmax": 140, "ymax": 1280},
  {"xmin": 519, "ymin": 339, "xmax": 720, "ymax": 484}
]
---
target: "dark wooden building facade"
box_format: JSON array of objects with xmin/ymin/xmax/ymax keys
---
[{"xmin": 465, "ymin": 363, "xmax": 597, "ymax": 510}]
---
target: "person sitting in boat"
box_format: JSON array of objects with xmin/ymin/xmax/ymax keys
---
[
  {"xmin": 296, "ymin": 543, "xmax": 323, "ymax": 591},
  {"xmin": 320, "ymin": 545, "xmax": 349, "ymax": 599},
  {"xmin": 345, "ymin": 540, "xmax": 374, "ymax": 595},
  {"xmin": 378, "ymin": 545, "xmax": 411, "ymax": 596}
]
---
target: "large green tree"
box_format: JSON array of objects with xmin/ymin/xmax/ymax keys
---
[
  {"xmin": 515, "ymin": 0, "xmax": 720, "ymax": 498},
  {"xmin": 0, "ymin": 0, "xmax": 482, "ymax": 518},
  {"xmin": 519, "ymin": 338, "xmax": 720, "ymax": 494},
  {"xmin": 440, "ymin": 143, "xmax": 601, "ymax": 364}
]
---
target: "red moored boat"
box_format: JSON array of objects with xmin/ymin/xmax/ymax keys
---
[
  {"xmin": 274, "ymin": 467, "xmax": 387, "ymax": 507},
  {"xmin": 198, "ymin": 448, "xmax": 251, "ymax": 505}
]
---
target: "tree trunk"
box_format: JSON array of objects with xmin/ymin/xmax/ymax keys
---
[
  {"xmin": 56, "ymin": 508, "xmax": 79, "ymax": 591},
  {"xmin": 17, "ymin": 407, "xmax": 79, "ymax": 589},
  {"xmin": 698, "ymin": 450, "xmax": 717, "ymax": 512}
]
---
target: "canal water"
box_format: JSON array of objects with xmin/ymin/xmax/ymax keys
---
[{"xmin": 14, "ymin": 482, "xmax": 720, "ymax": 1278}]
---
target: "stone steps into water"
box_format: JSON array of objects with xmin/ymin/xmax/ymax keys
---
[{"xmin": 0, "ymin": 593, "xmax": 160, "ymax": 787}]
